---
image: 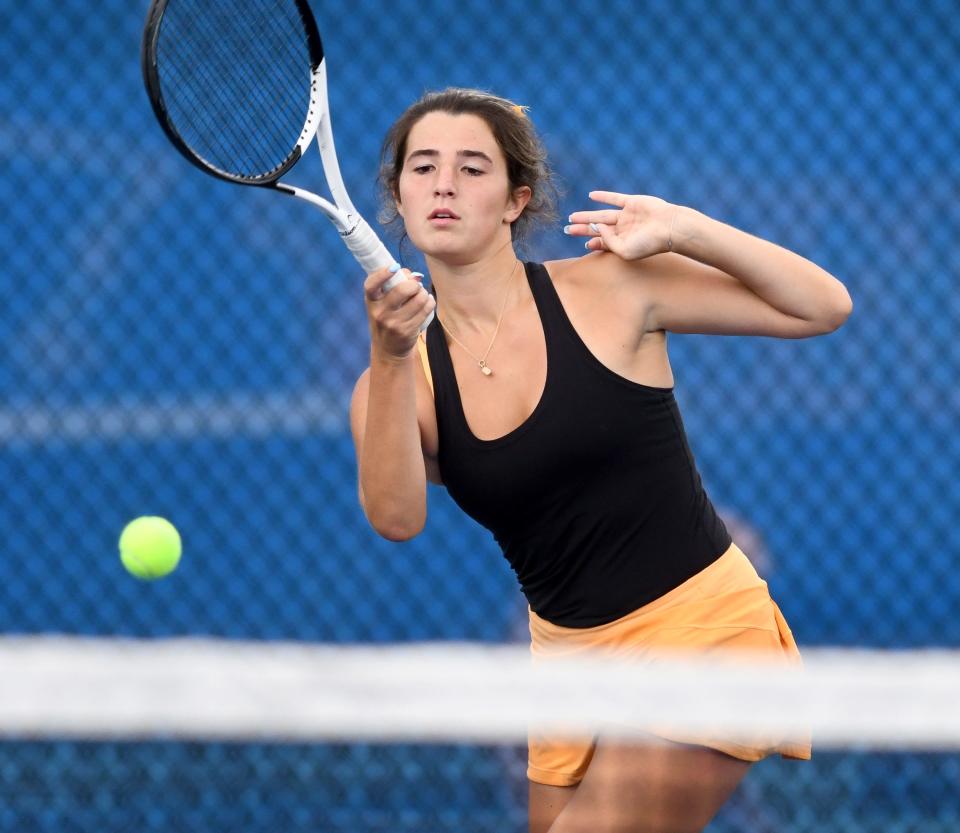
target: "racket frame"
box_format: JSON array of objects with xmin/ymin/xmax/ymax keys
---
[{"xmin": 141, "ymin": 0, "xmax": 419, "ymax": 292}]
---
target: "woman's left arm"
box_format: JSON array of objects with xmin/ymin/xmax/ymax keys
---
[{"xmin": 568, "ymin": 191, "xmax": 853, "ymax": 338}]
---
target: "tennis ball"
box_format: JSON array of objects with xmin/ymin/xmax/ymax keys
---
[{"xmin": 119, "ymin": 516, "xmax": 182, "ymax": 580}]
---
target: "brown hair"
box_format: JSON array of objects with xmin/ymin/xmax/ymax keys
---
[{"xmin": 378, "ymin": 88, "xmax": 558, "ymax": 248}]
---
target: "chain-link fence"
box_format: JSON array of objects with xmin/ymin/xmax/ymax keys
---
[{"xmin": 1, "ymin": 0, "xmax": 958, "ymax": 830}]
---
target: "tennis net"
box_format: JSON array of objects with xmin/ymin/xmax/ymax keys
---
[{"xmin": 1, "ymin": 637, "xmax": 958, "ymax": 832}]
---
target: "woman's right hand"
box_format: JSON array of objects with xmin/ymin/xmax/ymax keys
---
[{"xmin": 363, "ymin": 266, "xmax": 436, "ymax": 359}]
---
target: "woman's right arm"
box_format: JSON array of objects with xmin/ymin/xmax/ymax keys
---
[{"xmin": 349, "ymin": 266, "xmax": 437, "ymax": 541}]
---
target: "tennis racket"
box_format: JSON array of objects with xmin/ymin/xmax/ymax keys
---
[{"xmin": 140, "ymin": 0, "xmax": 430, "ymax": 322}]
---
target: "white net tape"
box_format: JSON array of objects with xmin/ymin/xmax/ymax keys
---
[{"xmin": 2, "ymin": 637, "xmax": 958, "ymax": 749}]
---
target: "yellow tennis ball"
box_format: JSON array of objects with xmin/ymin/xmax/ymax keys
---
[{"xmin": 119, "ymin": 516, "xmax": 182, "ymax": 580}]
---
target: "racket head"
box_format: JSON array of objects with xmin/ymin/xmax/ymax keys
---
[{"xmin": 141, "ymin": 0, "xmax": 325, "ymax": 186}]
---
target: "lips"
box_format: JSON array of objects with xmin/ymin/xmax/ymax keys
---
[{"xmin": 428, "ymin": 208, "xmax": 461, "ymax": 220}]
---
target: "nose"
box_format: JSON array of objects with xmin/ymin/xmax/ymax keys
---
[{"xmin": 433, "ymin": 166, "xmax": 456, "ymax": 197}]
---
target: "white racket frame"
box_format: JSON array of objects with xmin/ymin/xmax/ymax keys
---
[
  {"xmin": 143, "ymin": 0, "xmax": 429, "ymax": 319},
  {"xmin": 278, "ymin": 61, "xmax": 428, "ymax": 311}
]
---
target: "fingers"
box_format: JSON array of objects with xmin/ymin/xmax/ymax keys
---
[
  {"xmin": 391, "ymin": 273, "xmax": 434, "ymax": 320},
  {"xmin": 364, "ymin": 264, "xmax": 406, "ymax": 301},
  {"xmin": 584, "ymin": 233, "xmax": 605, "ymax": 252},
  {"xmin": 365, "ymin": 265, "xmax": 430, "ymax": 307},
  {"xmin": 411, "ymin": 287, "xmax": 437, "ymax": 328},
  {"xmin": 563, "ymin": 217, "xmax": 616, "ymax": 256},
  {"xmin": 586, "ymin": 222, "xmax": 615, "ymax": 253},
  {"xmin": 364, "ymin": 265, "xmax": 435, "ymax": 352},
  {"xmin": 563, "ymin": 218, "xmax": 611, "ymax": 256},
  {"xmin": 565, "ymin": 209, "xmax": 621, "ymax": 229},
  {"xmin": 390, "ymin": 287, "xmax": 435, "ymax": 339},
  {"xmin": 588, "ymin": 190, "xmax": 628, "ymax": 207},
  {"xmin": 386, "ymin": 278, "xmax": 429, "ymax": 318},
  {"xmin": 579, "ymin": 221, "xmax": 623, "ymax": 255}
]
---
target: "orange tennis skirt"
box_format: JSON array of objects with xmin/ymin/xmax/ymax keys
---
[{"xmin": 527, "ymin": 542, "xmax": 812, "ymax": 787}]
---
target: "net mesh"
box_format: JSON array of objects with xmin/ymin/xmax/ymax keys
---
[{"xmin": 2, "ymin": 0, "xmax": 958, "ymax": 829}]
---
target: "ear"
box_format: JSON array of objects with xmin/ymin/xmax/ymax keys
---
[
  {"xmin": 393, "ymin": 188, "xmax": 404, "ymax": 218},
  {"xmin": 503, "ymin": 185, "xmax": 532, "ymax": 224}
]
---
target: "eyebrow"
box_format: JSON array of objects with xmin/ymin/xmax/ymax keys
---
[{"xmin": 406, "ymin": 149, "xmax": 494, "ymax": 164}]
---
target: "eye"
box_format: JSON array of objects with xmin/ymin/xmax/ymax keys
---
[
  {"xmin": 412, "ymin": 164, "xmax": 434, "ymax": 174},
  {"xmin": 463, "ymin": 166, "xmax": 484, "ymax": 176}
]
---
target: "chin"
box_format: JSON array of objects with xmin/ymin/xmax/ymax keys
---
[{"xmin": 413, "ymin": 231, "xmax": 480, "ymax": 264}]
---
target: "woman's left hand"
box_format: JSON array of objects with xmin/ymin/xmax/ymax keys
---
[{"xmin": 566, "ymin": 191, "xmax": 679, "ymax": 261}]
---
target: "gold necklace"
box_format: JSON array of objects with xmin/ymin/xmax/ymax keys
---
[{"xmin": 437, "ymin": 260, "xmax": 521, "ymax": 377}]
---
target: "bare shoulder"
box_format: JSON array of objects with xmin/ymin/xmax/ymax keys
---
[
  {"xmin": 543, "ymin": 253, "xmax": 657, "ymax": 329},
  {"xmin": 544, "ymin": 251, "xmax": 674, "ymax": 294},
  {"xmin": 540, "ymin": 255, "xmax": 674, "ymax": 385},
  {"xmin": 545, "ymin": 252, "xmax": 622, "ymax": 284}
]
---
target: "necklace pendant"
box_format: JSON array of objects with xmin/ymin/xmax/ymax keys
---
[{"xmin": 479, "ymin": 362, "xmax": 493, "ymax": 377}]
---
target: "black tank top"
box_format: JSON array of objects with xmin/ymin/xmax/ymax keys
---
[{"xmin": 426, "ymin": 261, "xmax": 731, "ymax": 627}]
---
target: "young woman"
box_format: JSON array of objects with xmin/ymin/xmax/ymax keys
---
[{"xmin": 350, "ymin": 88, "xmax": 851, "ymax": 833}]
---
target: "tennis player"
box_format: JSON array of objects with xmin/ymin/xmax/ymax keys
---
[{"xmin": 350, "ymin": 88, "xmax": 851, "ymax": 833}]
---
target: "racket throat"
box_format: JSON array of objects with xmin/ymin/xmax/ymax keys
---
[{"xmin": 275, "ymin": 182, "xmax": 350, "ymax": 230}]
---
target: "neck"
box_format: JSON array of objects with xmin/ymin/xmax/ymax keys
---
[{"xmin": 428, "ymin": 242, "xmax": 521, "ymax": 333}]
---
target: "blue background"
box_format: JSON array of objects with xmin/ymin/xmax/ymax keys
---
[{"xmin": 1, "ymin": 1, "xmax": 957, "ymax": 830}]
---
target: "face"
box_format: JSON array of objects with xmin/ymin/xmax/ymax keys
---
[{"xmin": 395, "ymin": 112, "xmax": 530, "ymax": 263}]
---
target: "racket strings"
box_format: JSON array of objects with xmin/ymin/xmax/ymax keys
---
[
  {"xmin": 241, "ymin": 3, "xmax": 314, "ymax": 145},
  {"xmin": 195, "ymin": 0, "xmax": 306, "ymax": 166},
  {"xmin": 161, "ymin": 35, "xmax": 255, "ymax": 175},
  {"xmin": 169, "ymin": 22, "xmax": 282, "ymax": 173},
  {"xmin": 158, "ymin": 7, "xmax": 268, "ymax": 174},
  {"xmin": 177, "ymin": 0, "xmax": 304, "ymax": 174},
  {"xmin": 156, "ymin": 0, "xmax": 314, "ymax": 180},
  {"xmin": 226, "ymin": 0, "xmax": 316, "ymax": 167}
]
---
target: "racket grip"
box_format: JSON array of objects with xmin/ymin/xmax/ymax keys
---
[
  {"xmin": 341, "ymin": 216, "xmax": 394, "ymax": 273},
  {"xmin": 343, "ymin": 217, "xmax": 435, "ymax": 330}
]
